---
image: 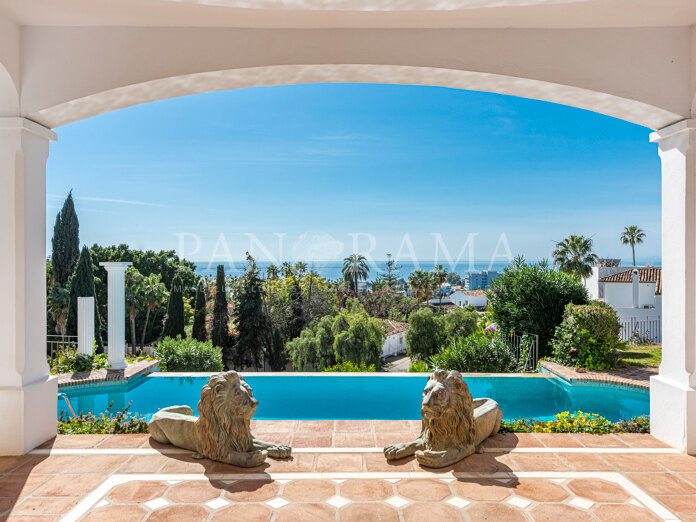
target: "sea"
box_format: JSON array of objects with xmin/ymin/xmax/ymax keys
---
[{"xmin": 191, "ymin": 258, "xmax": 661, "ymax": 282}]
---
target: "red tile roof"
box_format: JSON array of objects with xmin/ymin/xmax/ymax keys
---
[
  {"xmin": 599, "ymin": 267, "xmax": 662, "ymax": 295},
  {"xmin": 383, "ymin": 320, "xmax": 410, "ymax": 336}
]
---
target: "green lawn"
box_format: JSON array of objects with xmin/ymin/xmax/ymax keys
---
[{"xmin": 616, "ymin": 343, "xmax": 661, "ymax": 368}]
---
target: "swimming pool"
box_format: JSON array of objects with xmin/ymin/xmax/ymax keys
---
[{"xmin": 58, "ymin": 373, "xmax": 649, "ymax": 422}]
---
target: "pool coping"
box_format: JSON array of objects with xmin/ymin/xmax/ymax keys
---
[
  {"xmin": 539, "ymin": 361, "xmax": 653, "ymax": 391},
  {"xmin": 56, "ymin": 359, "xmax": 160, "ymax": 388},
  {"xmin": 146, "ymin": 371, "xmax": 555, "ymax": 378}
]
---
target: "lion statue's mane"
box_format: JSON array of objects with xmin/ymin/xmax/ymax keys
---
[
  {"xmin": 195, "ymin": 372, "xmax": 255, "ymax": 461},
  {"xmin": 421, "ymin": 369, "xmax": 476, "ymax": 451}
]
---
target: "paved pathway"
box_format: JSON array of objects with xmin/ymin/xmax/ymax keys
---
[{"xmin": 0, "ymin": 427, "xmax": 694, "ymax": 521}]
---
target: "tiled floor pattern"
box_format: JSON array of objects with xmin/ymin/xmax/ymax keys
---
[
  {"xmin": 1, "ymin": 432, "xmax": 694, "ymax": 521},
  {"xmin": 66, "ymin": 474, "xmax": 670, "ymax": 521}
]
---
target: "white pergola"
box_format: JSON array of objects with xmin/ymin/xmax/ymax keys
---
[{"xmin": 1, "ymin": 0, "xmax": 695, "ymax": 455}]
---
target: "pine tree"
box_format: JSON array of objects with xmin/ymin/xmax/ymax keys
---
[
  {"xmin": 231, "ymin": 253, "xmax": 270, "ymax": 369},
  {"xmin": 66, "ymin": 246, "xmax": 104, "ymax": 351},
  {"xmin": 192, "ymin": 279, "xmax": 208, "ymax": 342},
  {"xmin": 384, "ymin": 253, "xmax": 399, "ymax": 288},
  {"xmin": 51, "ymin": 191, "xmax": 80, "ymax": 287},
  {"xmin": 288, "ymin": 278, "xmax": 305, "ymax": 339},
  {"xmin": 162, "ymin": 274, "xmax": 186, "ymax": 339},
  {"xmin": 211, "ymin": 265, "xmax": 229, "ymax": 351}
]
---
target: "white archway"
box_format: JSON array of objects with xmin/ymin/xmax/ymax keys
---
[{"xmin": 29, "ymin": 64, "xmax": 682, "ymax": 130}]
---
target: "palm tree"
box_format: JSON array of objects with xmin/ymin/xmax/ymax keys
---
[
  {"xmin": 553, "ymin": 234, "xmax": 598, "ymax": 280},
  {"xmin": 408, "ymin": 270, "xmax": 435, "ymax": 303},
  {"xmin": 48, "ymin": 283, "xmax": 70, "ymax": 343},
  {"xmin": 281, "ymin": 262, "xmax": 294, "ymax": 279},
  {"xmin": 432, "ymin": 264, "xmax": 449, "ymax": 307},
  {"xmin": 139, "ymin": 273, "xmax": 167, "ymax": 351},
  {"xmin": 335, "ymin": 278, "xmax": 350, "ymax": 309},
  {"xmin": 620, "ymin": 226, "xmax": 646, "ymax": 266},
  {"xmin": 342, "ymin": 254, "xmax": 369, "ymax": 293},
  {"xmin": 294, "ymin": 262, "xmax": 308, "ymax": 278},
  {"xmin": 125, "ymin": 267, "xmax": 144, "ymax": 354},
  {"xmin": 371, "ymin": 277, "xmax": 387, "ymax": 291},
  {"xmin": 266, "ymin": 264, "xmax": 279, "ymax": 280}
]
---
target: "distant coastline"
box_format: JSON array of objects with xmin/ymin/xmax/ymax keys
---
[{"xmin": 192, "ymin": 257, "xmax": 662, "ymax": 281}]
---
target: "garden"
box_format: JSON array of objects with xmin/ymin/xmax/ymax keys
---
[{"xmin": 49, "ymin": 193, "xmax": 656, "ymax": 435}]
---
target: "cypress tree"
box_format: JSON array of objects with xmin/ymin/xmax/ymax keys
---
[
  {"xmin": 162, "ymin": 274, "xmax": 186, "ymax": 339},
  {"xmin": 211, "ymin": 265, "xmax": 229, "ymax": 351},
  {"xmin": 51, "ymin": 191, "xmax": 80, "ymax": 287},
  {"xmin": 192, "ymin": 279, "xmax": 208, "ymax": 342},
  {"xmin": 66, "ymin": 246, "xmax": 104, "ymax": 352},
  {"xmin": 288, "ymin": 278, "xmax": 305, "ymax": 339},
  {"xmin": 231, "ymin": 253, "xmax": 269, "ymax": 369}
]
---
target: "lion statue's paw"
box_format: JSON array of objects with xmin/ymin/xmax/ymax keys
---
[
  {"xmin": 266, "ymin": 444, "xmax": 292, "ymax": 459},
  {"xmin": 415, "ymin": 449, "xmax": 448, "ymax": 468},
  {"xmin": 383, "ymin": 444, "xmax": 406, "ymax": 461}
]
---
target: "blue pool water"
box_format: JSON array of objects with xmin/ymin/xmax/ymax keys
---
[{"xmin": 58, "ymin": 374, "xmax": 649, "ymax": 422}]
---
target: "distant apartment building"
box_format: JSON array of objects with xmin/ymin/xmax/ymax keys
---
[{"xmin": 464, "ymin": 270, "xmax": 502, "ymax": 290}]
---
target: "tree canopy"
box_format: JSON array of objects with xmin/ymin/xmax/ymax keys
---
[
  {"xmin": 552, "ymin": 234, "xmax": 598, "ymax": 280},
  {"xmin": 487, "ymin": 260, "xmax": 588, "ymax": 356}
]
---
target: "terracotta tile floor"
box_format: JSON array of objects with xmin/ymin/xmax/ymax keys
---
[{"xmin": 0, "ymin": 425, "xmax": 693, "ymax": 521}]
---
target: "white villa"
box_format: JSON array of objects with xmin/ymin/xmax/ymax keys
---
[
  {"xmin": 381, "ymin": 320, "xmax": 409, "ymax": 357},
  {"xmin": 449, "ymin": 289, "xmax": 488, "ymax": 309}
]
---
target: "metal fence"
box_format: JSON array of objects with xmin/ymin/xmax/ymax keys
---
[
  {"xmin": 47, "ymin": 334, "xmax": 78, "ymax": 358},
  {"xmin": 500, "ymin": 331, "xmax": 539, "ymax": 372},
  {"xmin": 619, "ymin": 317, "xmax": 662, "ymax": 344}
]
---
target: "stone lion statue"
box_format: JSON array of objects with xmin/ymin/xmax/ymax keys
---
[
  {"xmin": 384, "ymin": 369, "xmax": 502, "ymax": 468},
  {"xmin": 149, "ymin": 371, "xmax": 291, "ymax": 467}
]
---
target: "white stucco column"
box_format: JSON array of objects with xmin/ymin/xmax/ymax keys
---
[
  {"xmin": 99, "ymin": 262, "xmax": 131, "ymax": 370},
  {"xmin": 77, "ymin": 296, "xmax": 95, "ymax": 356},
  {"xmin": 650, "ymin": 119, "xmax": 696, "ymax": 454},
  {"xmin": 0, "ymin": 117, "xmax": 58, "ymax": 455}
]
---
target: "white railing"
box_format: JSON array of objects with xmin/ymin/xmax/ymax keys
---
[{"xmin": 619, "ymin": 316, "xmax": 661, "ymax": 344}]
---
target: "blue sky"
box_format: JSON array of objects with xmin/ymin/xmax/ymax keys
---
[{"xmin": 46, "ymin": 83, "xmax": 661, "ymax": 266}]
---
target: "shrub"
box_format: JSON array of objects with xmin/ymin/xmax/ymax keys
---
[
  {"xmin": 444, "ymin": 308, "xmax": 479, "ymax": 339},
  {"xmin": 323, "ymin": 361, "xmax": 376, "ymax": 372},
  {"xmin": 430, "ymin": 333, "xmax": 516, "ymax": 373},
  {"xmin": 155, "ymin": 336, "xmax": 223, "ymax": 372},
  {"xmin": 499, "ymin": 412, "xmax": 647, "ymax": 434},
  {"xmin": 57, "ymin": 401, "xmax": 148, "ymax": 434},
  {"xmin": 49, "ymin": 346, "xmax": 108, "ymax": 374},
  {"xmin": 534, "ymin": 411, "xmax": 612, "ymax": 433},
  {"xmin": 408, "ymin": 360, "xmax": 431, "ymax": 373},
  {"xmin": 551, "ymin": 303, "xmax": 623, "ymax": 370},
  {"xmin": 406, "ymin": 308, "xmax": 446, "ymax": 361},
  {"xmin": 614, "ymin": 415, "xmax": 650, "ymax": 433},
  {"xmin": 499, "ymin": 418, "xmax": 538, "ymax": 433},
  {"xmin": 488, "ymin": 261, "xmax": 588, "ymax": 356}
]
